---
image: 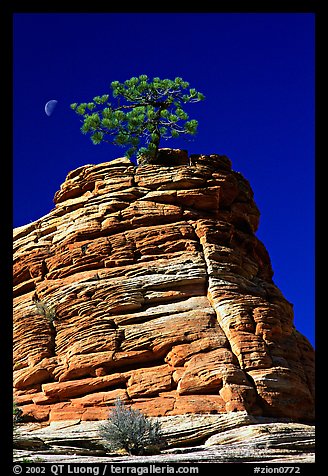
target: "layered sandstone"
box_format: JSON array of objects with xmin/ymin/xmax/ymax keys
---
[
  {"xmin": 13, "ymin": 149, "xmax": 315, "ymax": 423},
  {"xmin": 14, "ymin": 414, "xmax": 315, "ymax": 463}
]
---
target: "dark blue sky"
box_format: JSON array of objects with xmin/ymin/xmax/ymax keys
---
[{"xmin": 13, "ymin": 13, "xmax": 315, "ymax": 346}]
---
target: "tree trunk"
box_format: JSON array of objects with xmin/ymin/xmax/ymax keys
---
[{"xmin": 152, "ymin": 132, "xmax": 161, "ymax": 163}]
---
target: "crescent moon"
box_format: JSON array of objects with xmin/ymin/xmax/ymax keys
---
[{"xmin": 45, "ymin": 100, "xmax": 58, "ymax": 116}]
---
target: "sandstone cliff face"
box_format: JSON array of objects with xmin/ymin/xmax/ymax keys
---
[{"xmin": 13, "ymin": 149, "xmax": 314, "ymax": 423}]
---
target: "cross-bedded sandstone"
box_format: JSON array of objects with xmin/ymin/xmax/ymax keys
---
[{"xmin": 13, "ymin": 150, "xmax": 314, "ymax": 423}]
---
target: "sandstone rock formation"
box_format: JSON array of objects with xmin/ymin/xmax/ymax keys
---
[
  {"xmin": 13, "ymin": 149, "xmax": 315, "ymax": 423},
  {"xmin": 13, "ymin": 414, "xmax": 315, "ymax": 463}
]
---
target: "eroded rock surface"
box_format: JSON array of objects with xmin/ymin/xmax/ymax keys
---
[
  {"xmin": 13, "ymin": 150, "xmax": 314, "ymax": 423},
  {"xmin": 13, "ymin": 414, "xmax": 315, "ymax": 463}
]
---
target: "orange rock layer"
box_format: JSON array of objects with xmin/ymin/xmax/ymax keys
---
[{"xmin": 13, "ymin": 150, "xmax": 314, "ymax": 423}]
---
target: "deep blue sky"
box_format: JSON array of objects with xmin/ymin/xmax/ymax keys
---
[{"xmin": 13, "ymin": 13, "xmax": 315, "ymax": 346}]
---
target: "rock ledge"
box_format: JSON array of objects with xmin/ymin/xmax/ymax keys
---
[{"xmin": 14, "ymin": 413, "xmax": 315, "ymax": 463}]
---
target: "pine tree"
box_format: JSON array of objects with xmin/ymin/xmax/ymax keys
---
[{"xmin": 71, "ymin": 75, "xmax": 205, "ymax": 163}]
